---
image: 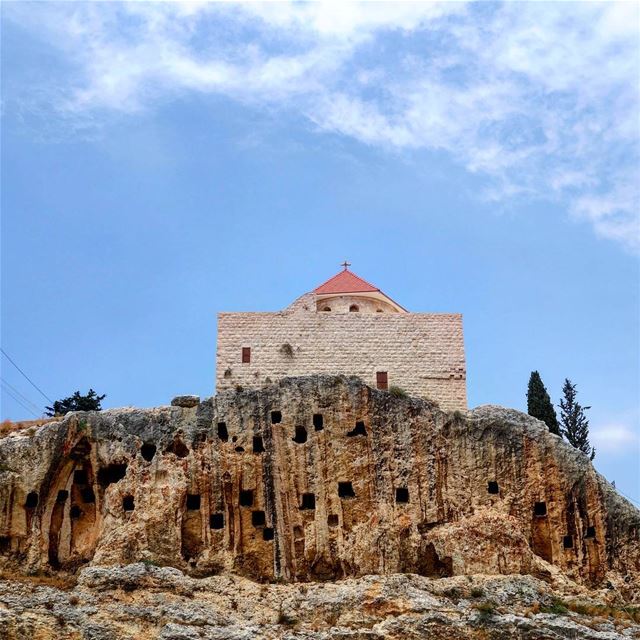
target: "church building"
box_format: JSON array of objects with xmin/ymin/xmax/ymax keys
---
[{"xmin": 216, "ymin": 265, "xmax": 467, "ymax": 410}]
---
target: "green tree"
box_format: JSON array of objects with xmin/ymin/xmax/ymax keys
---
[
  {"xmin": 45, "ymin": 389, "xmax": 106, "ymax": 417},
  {"xmin": 527, "ymin": 371, "xmax": 560, "ymax": 435},
  {"xmin": 559, "ymin": 378, "xmax": 595, "ymax": 460}
]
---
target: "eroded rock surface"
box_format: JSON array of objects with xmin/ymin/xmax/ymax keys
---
[
  {"xmin": 1, "ymin": 566, "xmax": 639, "ymax": 639},
  {"xmin": 1, "ymin": 376, "xmax": 638, "ymax": 600}
]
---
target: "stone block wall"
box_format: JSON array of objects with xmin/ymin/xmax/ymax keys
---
[{"xmin": 216, "ymin": 310, "xmax": 467, "ymax": 410}]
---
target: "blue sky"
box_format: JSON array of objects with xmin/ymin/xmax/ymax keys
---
[{"xmin": 1, "ymin": 2, "xmax": 638, "ymax": 503}]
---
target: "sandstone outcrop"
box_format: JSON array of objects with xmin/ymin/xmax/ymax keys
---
[{"xmin": 1, "ymin": 376, "xmax": 638, "ymax": 601}]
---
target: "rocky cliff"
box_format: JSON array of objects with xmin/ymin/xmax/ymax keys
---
[{"xmin": 1, "ymin": 376, "xmax": 638, "ymax": 598}]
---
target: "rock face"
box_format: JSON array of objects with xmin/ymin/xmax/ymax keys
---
[
  {"xmin": 0, "ymin": 376, "xmax": 638, "ymax": 600},
  {"xmin": 2, "ymin": 567, "xmax": 640, "ymax": 640}
]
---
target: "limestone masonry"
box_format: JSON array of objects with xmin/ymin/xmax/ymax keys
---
[{"xmin": 216, "ymin": 267, "xmax": 467, "ymax": 411}]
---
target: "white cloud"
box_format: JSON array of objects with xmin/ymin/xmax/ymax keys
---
[
  {"xmin": 3, "ymin": 1, "xmax": 639, "ymax": 250},
  {"xmin": 591, "ymin": 423, "xmax": 639, "ymax": 454}
]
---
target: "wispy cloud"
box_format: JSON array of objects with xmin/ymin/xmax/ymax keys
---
[
  {"xmin": 591, "ymin": 422, "xmax": 639, "ymax": 455},
  {"xmin": 3, "ymin": 1, "xmax": 639, "ymax": 249}
]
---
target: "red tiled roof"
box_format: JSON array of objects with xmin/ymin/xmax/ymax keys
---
[{"xmin": 313, "ymin": 269, "xmax": 380, "ymax": 295}]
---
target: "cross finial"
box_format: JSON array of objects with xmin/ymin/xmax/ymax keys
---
[{"xmin": 341, "ymin": 260, "xmax": 351, "ymax": 270}]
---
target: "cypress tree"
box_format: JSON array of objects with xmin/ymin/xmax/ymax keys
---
[
  {"xmin": 559, "ymin": 378, "xmax": 595, "ymax": 460},
  {"xmin": 527, "ymin": 371, "xmax": 560, "ymax": 435}
]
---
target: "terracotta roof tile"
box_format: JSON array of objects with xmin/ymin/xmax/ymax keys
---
[{"xmin": 313, "ymin": 269, "xmax": 380, "ymax": 294}]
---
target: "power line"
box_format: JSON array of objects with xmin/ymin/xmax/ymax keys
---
[
  {"xmin": 0, "ymin": 348, "xmax": 53, "ymax": 404},
  {"xmin": 0, "ymin": 377, "xmax": 43, "ymax": 415},
  {"xmin": 1, "ymin": 383, "xmax": 40, "ymax": 419}
]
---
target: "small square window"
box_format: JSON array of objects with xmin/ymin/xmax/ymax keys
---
[
  {"xmin": 242, "ymin": 347, "xmax": 251, "ymax": 363},
  {"xmin": 186, "ymin": 494, "xmax": 201, "ymax": 510},
  {"xmin": 563, "ymin": 535, "xmax": 573, "ymax": 549},
  {"xmin": 210, "ymin": 513, "xmax": 224, "ymax": 529},
  {"xmin": 487, "ymin": 481, "xmax": 499, "ymax": 495}
]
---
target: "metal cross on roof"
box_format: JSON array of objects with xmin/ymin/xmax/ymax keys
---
[{"xmin": 341, "ymin": 260, "xmax": 351, "ymax": 270}]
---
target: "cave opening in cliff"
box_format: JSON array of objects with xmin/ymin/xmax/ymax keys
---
[
  {"xmin": 313, "ymin": 414, "xmax": 324, "ymax": 431},
  {"xmin": 210, "ymin": 513, "xmax": 224, "ymax": 529},
  {"xmin": 239, "ymin": 490, "xmax": 254, "ymax": 507},
  {"xmin": 338, "ymin": 482, "xmax": 356, "ymax": 498},
  {"xmin": 262, "ymin": 527, "xmax": 274, "ymax": 541},
  {"xmin": 327, "ymin": 514, "xmax": 339, "ymax": 527},
  {"xmin": 585, "ymin": 526, "xmax": 596, "ymax": 539},
  {"xmin": 253, "ymin": 436, "xmax": 265, "ymax": 453},
  {"xmin": 487, "ymin": 481, "xmax": 499, "ymax": 494},
  {"xmin": 347, "ymin": 421, "xmax": 367, "ymax": 437},
  {"xmin": 0, "ymin": 537, "xmax": 9, "ymax": 552},
  {"xmin": 166, "ymin": 438, "xmax": 189, "ymax": 458},
  {"xmin": 98, "ymin": 463, "xmax": 128, "ymax": 487},
  {"xmin": 70, "ymin": 505, "xmax": 82, "ymax": 519},
  {"xmin": 141, "ymin": 443, "xmax": 157, "ymax": 462},
  {"xmin": 235, "ymin": 446, "xmax": 245, "ymax": 452},
  {"xmin": 186, "ymin": 494, "xmax": 201, "ymax": 510},
  {"xmin": 217, "ymin": 422, "xmax": 229, "ymax": 441},
  {"xmin": 73, "ymin": 469, "xmax": 88, "ymax": 485},
  {"xmin": 271, "ymin": 411, "xmax": 282, "ymax": 424},
  {"xmin": 122, "ymin": 495, "xmax": 135, "ymax": 512},
  {"xmin": 293, "ymin": 426, "xmax": 308, "ymax": 444},
  {"xmin": 252, "ymin": 510, "xmax": 266, "ymax": 526},
  {"xmin": 56, "ymin": 490, "xmax": 69, "ymax": 503},
  {"xmin": 300, "ymin": 493, "xmax": 316, "ymax": 510},
  {"xmin": 395, "ymin": 487, "xmax": 409, "ymax": 503},
  {"xmin": 25, "ymin": 491, "xmax": 39, "ymax": 508},
  {"xmin": 563, "ymin": 535, "xmax": 573, "ymax": 549},
  {"xmin": 534, "ymin": 501, "xmax": 547, "ymax": 516},
  {"xmin": 81, "ymin": 488, "xmax": 95, "ymax": 503}
]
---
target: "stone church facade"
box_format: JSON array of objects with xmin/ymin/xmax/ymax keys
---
[{"xmin": 216, "ymin": 266, "xmax": 467, "ymax": 410}]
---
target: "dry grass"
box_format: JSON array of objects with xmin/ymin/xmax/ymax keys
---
[
  {"xmin": 0, "ymin": 568, "xmax": 77, "ymax": 591},
  {"xmin": 0, "ymin": 418, "xmax": 56, "ymax": 439}
]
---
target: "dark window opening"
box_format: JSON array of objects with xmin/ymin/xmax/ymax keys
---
[
  {"xmin": 186, "ymin": 494, "xmax": 201, "ymax": 510},
  {"xmin": 98, "ymin": 463, "xmax": 128, "ymax": 487},
  {"xmin": 487, "ymin": 481, "xmax": 499, "ymax": 494},
  {"xmin": 585, "ymin": 526, "xmax": 596, "ymax": 539},
  {"xmin": 252, "ymin": 510, "xmax": 266, "ymax": 526},
  {"xmin": 347, "ymin": 421, "xmax": 367, "ymax": 437},
  {"xmin": 313, "ymin": 414, "xmax": 324, "ymax": 431},
  {"xmin": 293, "ymin": 425, "xmax": 308, "ymax": 444},
  {"xmin": 327, "ymin": 514, "xmax": 339, "ymax": 527},
  {"xmin": 253, "ymin": 436, "xmax": 265, "ymax": 453},
  {"xmin": 300, "ymin": 493, "xmax": 316, "ymax": 510},
  {"xmin": 271, "ymin": 411, "xmax": 282, "ymax": 424},
  {"xmin": 217, "ymin": 422, "xmax": 229, "ymax": 441},
  {"xmin": 73, "ymin": 469, "xmax": 88, "ymax": 485},
  {"xmin": 263, "ymin": 527, "xmax": 274, "ymax": 541},
  {"xmin": 210, "ymin": 513, "xmax": 224, "ymax": 529},
  {"xmin": 166, "ymin": 439, "xmax": 189, "ymax": 458},
  {"xmin": 235, "ymin": 446, "xmax": 244, "ymax": 452},
  {"xmin": 242, "ymin": 347, "xmax": 251, "ymax": 363},
  {"xmin": 122, "ymin": 495, "xmax": 135, "ymax": 512},
  {"xmin": 70, "ymin": 505, "xmax": 82, "ymax": 519},
  {"xmin": 534, "ymin": 501, "xmax": 547, "ymax": 516},
  {"xmin": 321, "ymin": 307, "xmax": 331, "ymax": 312},
  {"xmin": 349, "ymin": 305, "xmax": 359, "ymax": 312},
  {"xmin": 376, "ymin": 371, "xmax": 388, "ymax": 390},
  {"xmin": 56, "ymin": 490, "xmax": 69, "ymax": 503},
  {"xmin": 141, "ymin": 443, "xmax": 156, "ymax": 462},
  {"xmin": 81, "ymin": 488, "xmax": 95, "ymax": 504},
  {"xmin": 395, "ymin": 487, "xmax": 409, "ymax": 503},
  {"xmin": 563, "ymin": 535, "xmax": 573, "ymax": 549},
  {"xmin": 0, "ymin": 537, "xmax": 10, "ymax": 552},
  {"xmin": 376, "ymin": 309, "xmax": 383, "ymax": 313},
  {"xmin": 338, "ymin": 482, "xmax": 356, "ymax": 498},
  {"xmin": 239, "ymin": 490, "xmax": 254, "ymax": 507},
  {"xmin": 25, "ymin": 491, "xmax": 39, "ymax": 508},
  {"xmin": 232, "ymin": 436, "xmax": 237, "ymax": 442}
]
